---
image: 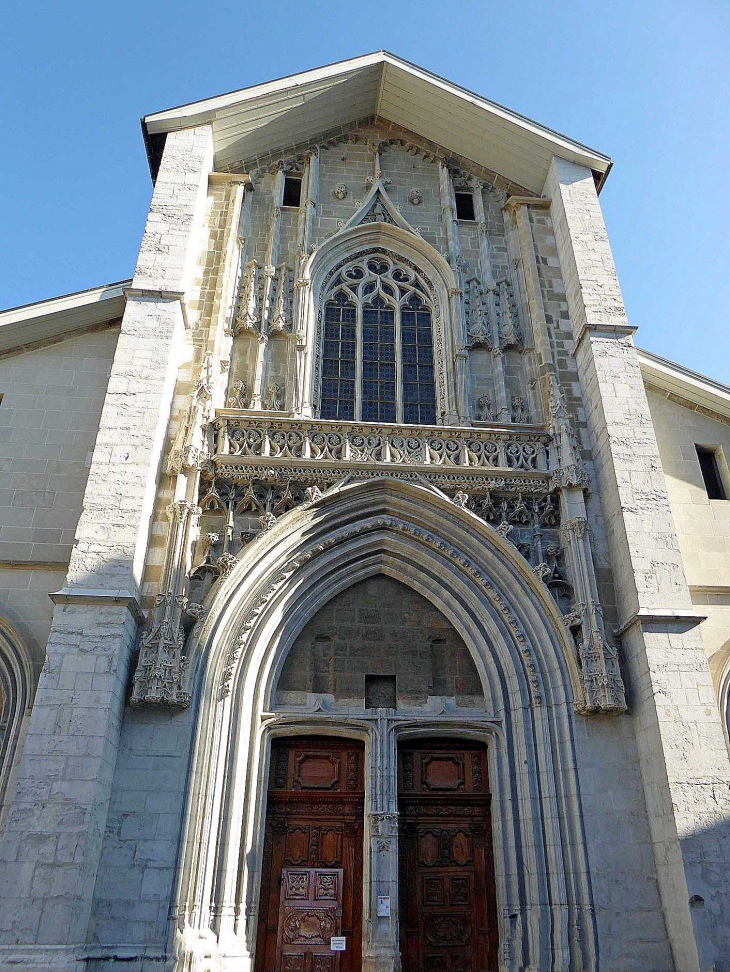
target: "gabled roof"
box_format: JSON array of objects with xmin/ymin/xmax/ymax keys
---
[
  {"xmin": 142, "ymin": 51, "xmax": 612, "ymax": 195},
  {"xmin": 0, "ymin": 280, "xmax": 129, "ymax": 355},
  {"xmin": 638, "ymin": 347, "xmax": 730, "ymax": 423}
]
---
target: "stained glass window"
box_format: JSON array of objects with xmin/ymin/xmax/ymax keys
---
[
  {"xmin": 321, "ymin": 255, "xmax": 437, "ymax": 425},
  {"xmin": 320, "ymin": 292, "xmax": 355, "ymax": 420}
]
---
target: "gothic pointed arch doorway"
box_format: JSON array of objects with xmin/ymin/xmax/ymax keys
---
[{"xmin": 176, "ymin": 479, "xmax": 599, "ymax": 971}]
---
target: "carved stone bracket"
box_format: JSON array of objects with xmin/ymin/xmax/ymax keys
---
[
  {"xmin": 130, "ymin": 500, "xmax": 204, "ymax": 708},
  {"xmin": 130, "ymin": 592, "xmax": 202, "ymax": 708}
]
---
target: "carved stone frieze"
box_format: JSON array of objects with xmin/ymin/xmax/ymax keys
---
[{"xmin": 213, "ymin": 415, "xmax": 550, "ymax": 475}]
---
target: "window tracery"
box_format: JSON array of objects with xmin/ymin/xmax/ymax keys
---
[{"xmin": 320, "ymin": 254, "xmax": 437, "ymax": 425}]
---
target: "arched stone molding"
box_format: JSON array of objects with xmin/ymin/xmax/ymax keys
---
[
  {"xmin": 718, "ymin": 641, "xmax": 730, "ymax": 752},
  {"xmin": 171, "ymin": 479, "xmax": 598, "ymax": 971},
  {"xmin": 0, "ymin": 617, "xmax": 33, "ymax": 830},
  {"xmin": 297, "ymin": 223, "xmax": 465, "ymax": 424}
]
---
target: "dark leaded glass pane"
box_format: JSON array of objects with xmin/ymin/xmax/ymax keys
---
[
  {"xmin": 402, "ymin": 301, "xmax": 435, "ymax": 426},
  {"xmin": 404, "ymin": 403, "xmax": 419, "ymax": 423},
  {"xmin": 361, "ymin": 302, "xmax": 396, "ymax": 422},
  {"xmin": 322, "ymin": 300, "xmax": 356, "ymax": 420}
]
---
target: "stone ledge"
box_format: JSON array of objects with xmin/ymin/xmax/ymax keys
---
[
  {"xmin": 122, "ymin": 286, "xmax": 189, "ymax": 329},
  {"xmin": 49, "ymin": 588, "xmax": 145, "ymax": 624},
  {"xmin": 574, "ymin": 321, "xmax": 638, "ymax": 350},
  {"xmin": 613, "ymin": 607, "xmax": 707, "ymax": 638}
]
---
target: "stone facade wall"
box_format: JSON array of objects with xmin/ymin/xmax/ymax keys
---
[
  {"xmin": 1, "ymin": 89, "xmax": 728, "ymax": 972},
  {"xmin": 0, "ymin": 323, "xmax": 120, "ymax": 671},
  {"xmin": 0, "ymin": 125, "xmax": 215, "ymax": 965},
  {"xmin": 646, "ymin": 385, "xmax": 730, "ymax": 688},
  {"xmin": 277, "ymin": 574, "xmax": 483, "ymax": 706},
  {"xmin": 547, "ymin": 155, "xmax": 730, "ymax": 972}
]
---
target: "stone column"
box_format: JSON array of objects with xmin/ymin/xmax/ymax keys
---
[
  {"xmin": 0, "ymin": 126, "xmax": 214, "ymax": 965},
  {"xmin": 546, "ymin": 156, "xmax": 730, "ymax": 972},
  {"xmin": 364, "ymin": 711, "xmax": 400, "ymax": 972}
]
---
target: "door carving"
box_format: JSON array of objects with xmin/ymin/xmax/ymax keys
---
[
  {"xmin": 398, "ymin": 740, "xmax": 498, "ymax": 972},
  {"xmin": 256, "ymin": 738, "xmax": 364, "ymax": 972}
]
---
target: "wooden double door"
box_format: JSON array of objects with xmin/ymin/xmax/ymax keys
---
[
  {"xmin": 398, "ymin": 740, "xmax": 499, "ymax": 972},
  {"xmin": 256, "ymin": 737, "xmax": 364, "ymax": 972}
]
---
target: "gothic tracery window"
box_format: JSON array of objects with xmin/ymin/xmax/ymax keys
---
[{"xmin": 320, "ymin": 255, "xmax": 437, "ymax": 424}]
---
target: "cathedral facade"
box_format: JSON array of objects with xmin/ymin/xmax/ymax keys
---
[{"xmin": 0, "ymin": 52, "xmax": 728, "ymax": 971}]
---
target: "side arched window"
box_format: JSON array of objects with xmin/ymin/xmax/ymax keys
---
[{"xmin": 321, "ymin": 256, "xmax": 436, "ymax": 425}]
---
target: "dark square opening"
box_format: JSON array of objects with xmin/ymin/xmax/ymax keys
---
[
  {"xmin": 283, "ymin": 176, "xmax": 302, "ymax": 207},
  {"xmin": 365, "ymin": 674, "xmax": 397, "ymax": 709},
  {"xmin": 455, "ymin": 191, "xmax": 475, "ymax": 220},
  {"xmin": 696, "ymin": 445, "xmax": 727, "ymax": 500}
]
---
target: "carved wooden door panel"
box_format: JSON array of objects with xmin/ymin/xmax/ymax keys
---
[
  {"xmin": 276, "ymin": 868, "xmax": 343, "ymax": 972},
  {"xmin": 398, "ymin": 741, "xmax": 498, "ymax": 972},
  {"xmin": 256, "ymin": 738, "xmax": 364, "ymax": 972}
]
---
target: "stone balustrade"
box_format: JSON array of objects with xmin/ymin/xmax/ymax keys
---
[{"xmin": 211, "ymin": 413, "xmax": 550, "ymax": 474}]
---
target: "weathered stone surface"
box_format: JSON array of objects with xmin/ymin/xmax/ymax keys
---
[{"xmin": 0, "ymin": 69, "xmax": 728, "ymax": 972}]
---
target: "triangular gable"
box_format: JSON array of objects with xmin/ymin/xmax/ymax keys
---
[
  {"xmin": 142, "ymin": 52, "xmax": 612, "ymax": 195},
  {"xmin": 340, "ymin": 181, "xmax": 417, "ymax": 235}
]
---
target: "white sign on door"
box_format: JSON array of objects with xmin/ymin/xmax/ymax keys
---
[
  {"xmin": 330, "ymin": 936, "xmax": 346, "ymax": 951},
  {"xmin": 377, "ymin": 895, "xmax": 391, "ymax": 917}
]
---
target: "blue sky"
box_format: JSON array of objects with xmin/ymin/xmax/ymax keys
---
[{"xmin": 1, "ymin": 0, "xmax": 728, "ymax": 381}]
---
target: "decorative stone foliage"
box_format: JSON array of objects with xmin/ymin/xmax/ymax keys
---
[{"xmin": 213, "ymin": 414, "xmax": 549, "ymax": 472}]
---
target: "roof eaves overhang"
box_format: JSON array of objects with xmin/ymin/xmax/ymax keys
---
[
  {"xmin": 140, "ymin": 51, "xmax": 612, "ymax": 193},
  {"xmin": 638, "ymin": 347, "xmax": 730, "ymax": 422},
  {"xmin": 0, "ymin": 279, "xmax": 130, "ymax": 356}
]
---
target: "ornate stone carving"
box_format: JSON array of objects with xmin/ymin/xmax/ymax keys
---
[
  {"xmin": 561, "ymin": 514, "xmax": 627, "ymax": 713},
  {"xmin": 227, "ymin": 379, "xmax": 249, "ymax": 410},
  {"xmin": 360, "ymin": 196, "xmax": 395, "ymax": 224},
  {"xmin": 464, "ymin": 277, "xmax": 492, "ymax": 348},
  {"xmin": 167, "ymin": 354, "xmax": 213, "ymax": 474},
  {"xmin": 269, "ymin": 264, "xmax": 294, "ymax": 333},
  {"xmin": 214, "ymin": 415, "xmax": 549, "ymax": 474},
  {"xmin": 408, "ymin": 188, "xmax": 423, "ymax": 205},
  {"xmin": 130, "ymin": 500, "xmax": 203, "ymax": 708},
  {"xmin": 235, "ymin": 260, "xmax": 265, "ymax": 333},
  {"xmin": 333, "ymin": 183, "xmax": 348, "ymax": 199},
  {"xmin": 259, "ymin": 511, "xmax": 277, "ymax": 532},
  {"xmin": 476, "ymin": 395, "xmax": 493, "ymax": 422},
  {"xmin": 222, "ymin": 514, "xmax": 546, "ymax": 704},
  {"xmin": 511, "ymin": 396, "xmax": 530, "ymax": 424},
  {"xmin": 496, "ymin": 278, "xmax": 522, "ymax": 349},
  {"xmin": 263, "ymin": 382, "xmax": 285, "ymax": 411},
  {"xmin": 547, "ymin": 374, "xmax": 590, "ymax": 490}
]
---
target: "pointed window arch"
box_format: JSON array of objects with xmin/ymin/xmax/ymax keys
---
[{"xmin": 321, "ymin": 254, "xmax": 437, "ymax": 424}]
